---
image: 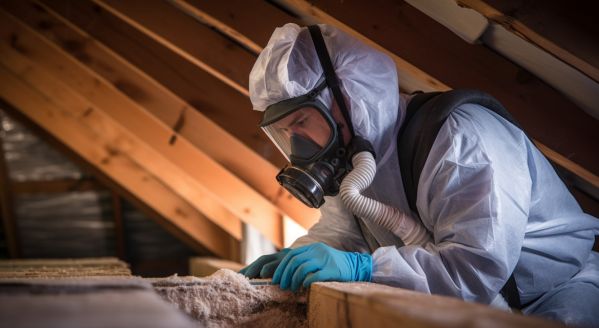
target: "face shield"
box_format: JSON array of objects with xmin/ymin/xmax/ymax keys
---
[
  {"xmin": 260, "ymin": 78, "xmax": 346, "ymax": 208},
  {"xmin": 260, "ymin": 79, "xmax": 338, "ymax": 165}
]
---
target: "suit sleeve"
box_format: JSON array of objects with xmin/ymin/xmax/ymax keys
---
[
  {"xmin": 372, "ymin": 105, "xmax": 531, "ymax": 303},
  {"xmin": 291, "ymin": 195, "xmax": 370, "ymax": 253}
]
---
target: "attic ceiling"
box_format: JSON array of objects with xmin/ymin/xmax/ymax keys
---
[{"xmin": 0, "ymin": 0, "xmax": 597, "ymax": 259}]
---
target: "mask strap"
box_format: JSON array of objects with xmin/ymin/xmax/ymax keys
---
[{"xmin": 308, "ymin": 25, "xmax": 355, "ymax": 137}]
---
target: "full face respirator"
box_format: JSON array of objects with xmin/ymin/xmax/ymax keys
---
[{"xmin": 259, "ymin": 25, "xmax": 373, "ymax": 208}]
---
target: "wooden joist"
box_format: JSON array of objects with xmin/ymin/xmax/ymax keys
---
[
  {"xmin": 1, "ymin": 0, "xmax": 319, "ymax": 230},
  {"xmin": 309, "ymin": 282, "xmax": 565, "ymax": 328},
  {"xmin": 0, "ymin": 10, "xmax": 291, "ymax": 248}
]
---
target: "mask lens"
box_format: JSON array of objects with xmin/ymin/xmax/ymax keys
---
[{"xmin": 261, "ymin": 106, "xmax": 333, "ymax": 162}]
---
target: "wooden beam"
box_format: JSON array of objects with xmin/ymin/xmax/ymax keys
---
[
  {"xmin": 189, "ymin": 257, "xmax": 244, "ymax": 277},
  {"xmin": 0, "ymin": 123, "xmax": 21, "ymax": 258},
  {"xmin": 535, "ymin": 142, "xmax": 599, "ymax": 200},
  {"xmin": 38, "ymin": 0, "xmax": 281, "ymax": 170},
  {"xmin": 180, "ymin": 0, "xmax": 304, "ymax": 47},
  {"xmin": 272, "ymin": 0, "xmax": 449, "ymax": 93},
  {"xmin": 457, "ymin": 0, "xmax": 599, "ymax": 84},
  {"xmin": 404, "ymin": 0, "xmax": 489, "ymax": 44},
  {"xmin": 0, "ymin": 10, "xmax": 288, "ymax": 248},
  {"xmin": 166, "ymin": 0, "xmax": 263, "ymax": 55},
  {"xmin": 309, "ymin": 282, "xmax": 565, "ymax": 328},
  {"xmin": 0, "ymin": 0, "xmax": 319, "ymax": 230},
  {"xmin": 0, "ymin": 42, "xmax": 238, "ymax": 259},
  {"xmin": 405, "ymin": 0, "xmax": 599, "ymax": 120},
  {"xmin": 93, "ymin": 0, "xmax": 249, "ymax": 97}
]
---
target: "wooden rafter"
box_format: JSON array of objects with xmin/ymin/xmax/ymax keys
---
[
  {"xmin": 272, "ymin": 0, "xmax": 449, "ymax": 93},
  {"xmin": 405, "ymin": 0, "xmax": 599, "ymax": 120},
  {"xmin": 457, "ymin": 0, "xmax": 599, "ymax": 84},
  {"xmin": 166, "ymin": 0, "xmax": 263, "ymax": 55},
  {"xmin": 92, "ymin": 0, "xmax": 249, "ymax": 97},
  {"xmin": 0, "ymin": 10, "xmax": 289, "ymax": 248},
  {"xmin": 0, "ymin": 0, "xmax": 319, "ymax": 230}
]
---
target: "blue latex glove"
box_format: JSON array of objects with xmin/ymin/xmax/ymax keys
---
[
  {"xmin": 273, "ymin": 242, "xmax": 371, "ymax": 292},
  {"xmin": 239, "ymin": 248, "xmax": 291, "ymax": 278}
]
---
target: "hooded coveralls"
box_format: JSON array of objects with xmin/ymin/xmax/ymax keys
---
[{"xmin": 249, "ymin": 23, "xmax": 599, "ymax": 327}]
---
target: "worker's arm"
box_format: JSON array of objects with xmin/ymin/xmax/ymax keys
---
[
  {"xmin": 372, "ymin": 105, "xmax": 531, "ymax": 304},
  {"xmin": 291, "ymin": 195, "xmax": 370, "ymax": 253},
  {"xmin": 242, "ymin": 195, "xmax": 369, "ymax": 279}
]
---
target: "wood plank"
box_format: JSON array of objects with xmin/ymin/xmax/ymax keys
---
[
  {"xmin": 166, "ymin": 0, "xmax": 262, "ymax": 55},
  {"xmin": 0, "ymin": 125, "xmax": 21, "ymax": 258},
  {"xmin": 273, "ymin": 0, "xmax": 449, "ymax": 93},
  {"xmin": 404, "ymin": 0, "xmax": 489, "ymax": 44},
  {"xmin": 93, "ymin": 0, "xmax": 250, "ymax": 96},
  {"xmin": 405, "ymin": 0, "xmax": 599, "ymax": 124},
  {"xmin": 183, "ymin": 0, "xmax": 303, "ymax": 49},
  {"xmin": 459, "ymin": 0, "xmax": 599, "ymax": 83},
  {"xmin": 0, "ymin": 48, "xmax": 236, "ymax": 259},
  {"xmin": 0, "ymin": 10, "xmax": 288, "ymax": 248},
  {"xmin": 309, "ymin": 282, "xmax": 565, "ymax": 328},
  {"xmin": 39, "ymin": 0, "xmax": 281, "ymax": 169},
  {"xmin": 0, "ymin": 0, "xmax": 318, "ymax": 229},
  {"xmin": 481, "ymin": 21, "xmax": 599, "ymax": 119},
  {"xmin": 188, "ymin": 257, "xmax": 244, "ymax": 277}
]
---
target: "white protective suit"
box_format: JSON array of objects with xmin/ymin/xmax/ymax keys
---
[{"xmin": 249, "ymin": 23, "xmax": 599, "ymax": 327}]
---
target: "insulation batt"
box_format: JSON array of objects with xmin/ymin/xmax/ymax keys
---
[{"xmin": 152, "ymin": 269, "xmax": 307, "ymax": 327}]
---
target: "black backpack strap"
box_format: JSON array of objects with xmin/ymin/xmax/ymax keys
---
[
  {"xmin": 398, "ymin": 89, "xmax": 519, "ymax": 213},
  {"xmin": 397, "ymin": 89, "xmax": 522, "ymax": 309}
]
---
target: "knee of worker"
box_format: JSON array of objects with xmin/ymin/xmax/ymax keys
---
[{"xmin": 524, "ymin": 280, "xmax": 599, "ymax": 328}]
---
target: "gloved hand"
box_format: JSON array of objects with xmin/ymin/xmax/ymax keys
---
[
  {"xmin": 239, "ymin": 248, "xmax": 291, "ymax": 278},
  {"xmin": 273, "ymin": 242, "xmax": 371, "ymax": 292}
]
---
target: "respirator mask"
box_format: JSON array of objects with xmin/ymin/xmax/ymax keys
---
[{"xmin": 259, "ymin": 25, "xmax": 374, "ymax": 208}]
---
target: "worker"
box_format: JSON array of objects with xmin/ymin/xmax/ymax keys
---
[{"xmin": 240, "ymin": 23, "xmax": 599, "ymax": 327}]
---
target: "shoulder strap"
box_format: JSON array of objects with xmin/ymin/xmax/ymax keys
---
[
  {"xmin": 397, "ymin": 89, "xmax": 522, "ymax": 309},
  {"xmin": 397, "ymin": 89, "xmax": 519, "ymax": 215}
]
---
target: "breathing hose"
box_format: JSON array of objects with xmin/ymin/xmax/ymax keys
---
[{"xmin": 339, "ymin": 151, "xmax": 432, "ymax": 246}]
